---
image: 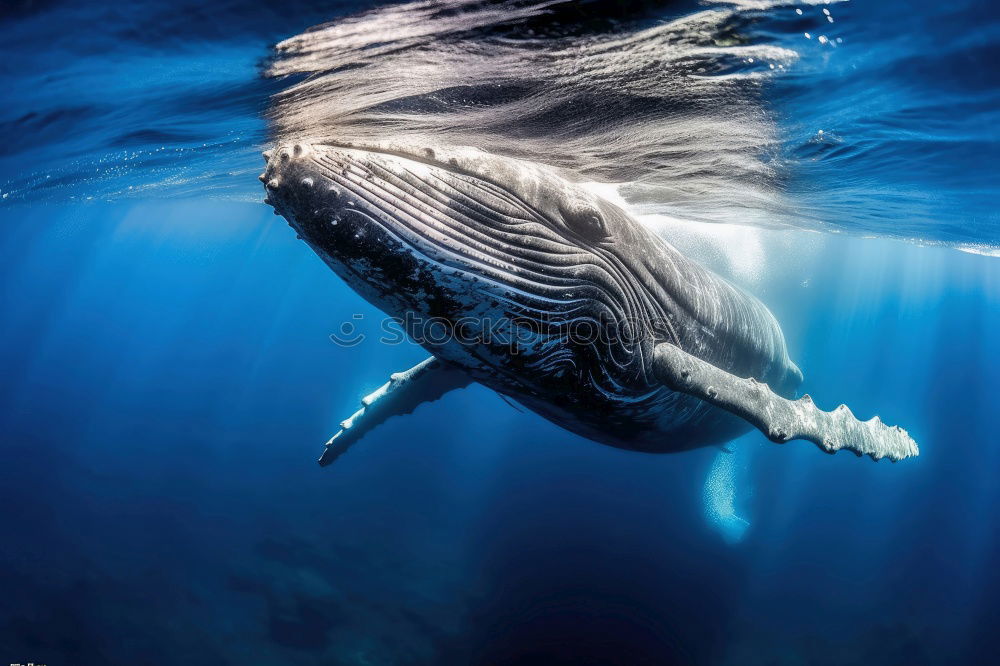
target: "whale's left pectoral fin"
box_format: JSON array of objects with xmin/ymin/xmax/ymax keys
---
[
  {"xmin": 652, "ymin": 343, "xmax": 919, "ymax": 462},
  {"xmin": 319, "ymin": 356, "xmax": 472, "ymax": 467}
]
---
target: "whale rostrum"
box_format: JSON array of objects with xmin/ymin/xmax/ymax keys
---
[{"xmin": 260, "ymin": 142, "xmax": 918, "ymax": 465}]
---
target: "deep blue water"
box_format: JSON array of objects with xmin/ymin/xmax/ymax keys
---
[{"xmin": 1, "ymin": 1, "xmax": 999, "ymax": 665}]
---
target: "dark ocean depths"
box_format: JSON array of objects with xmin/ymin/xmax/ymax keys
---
[{"xmin": 1, "ymin": 1, "xmax": 998, "ymax": 664}]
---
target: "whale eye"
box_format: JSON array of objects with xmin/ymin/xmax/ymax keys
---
[{"xmin": 562, "ymin": 202, "xmax": 610, "ymax": 242}]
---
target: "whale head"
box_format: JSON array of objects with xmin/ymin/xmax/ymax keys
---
[{"xmin": 260, "ymin": 142, "xmax": 664, "ymax": 389}]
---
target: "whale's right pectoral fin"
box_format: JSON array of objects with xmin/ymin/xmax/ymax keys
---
[
  {"xmin": 319, "ymin": 356, "xmax": 472, "ymax": 467},
  {"xmin": 652, "ymin": 343, "xmax": 919, "ymax": 462}
]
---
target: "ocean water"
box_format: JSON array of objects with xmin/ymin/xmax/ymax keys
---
[{"xmin": 1, "ymin": 1, "xmax": 998, "ymax": 665}]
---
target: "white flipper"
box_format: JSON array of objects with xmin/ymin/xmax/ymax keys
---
[
  {"xmin": 652, "ymin": 343, "xmax": 919, "ymax": 462},
  {"xmin": 319, "ymin": 357, "xmax": 472, "ymax": 467}
]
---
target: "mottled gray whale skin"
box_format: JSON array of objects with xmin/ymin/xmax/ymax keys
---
[{"xmin": 261, "ymin": 141, "xmax": 804, "ymax": 454}]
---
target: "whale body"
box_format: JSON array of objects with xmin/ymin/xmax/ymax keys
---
[{"xmin": 260, "ymin": 142, "xmax": 916, "ymax": 464}]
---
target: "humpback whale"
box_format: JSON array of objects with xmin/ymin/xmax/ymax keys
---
[{"xmin": 260, "ymin": 142, "xmax": 918, "ymax": 466}]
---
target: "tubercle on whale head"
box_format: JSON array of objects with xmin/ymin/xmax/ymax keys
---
[
  {"xmin": 260, "ymin": 142, "xmax": 384, "ymax": 251},
  {"xmin": 259, "ymin": 142, "xmax": 319, "ymax": 219}
]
